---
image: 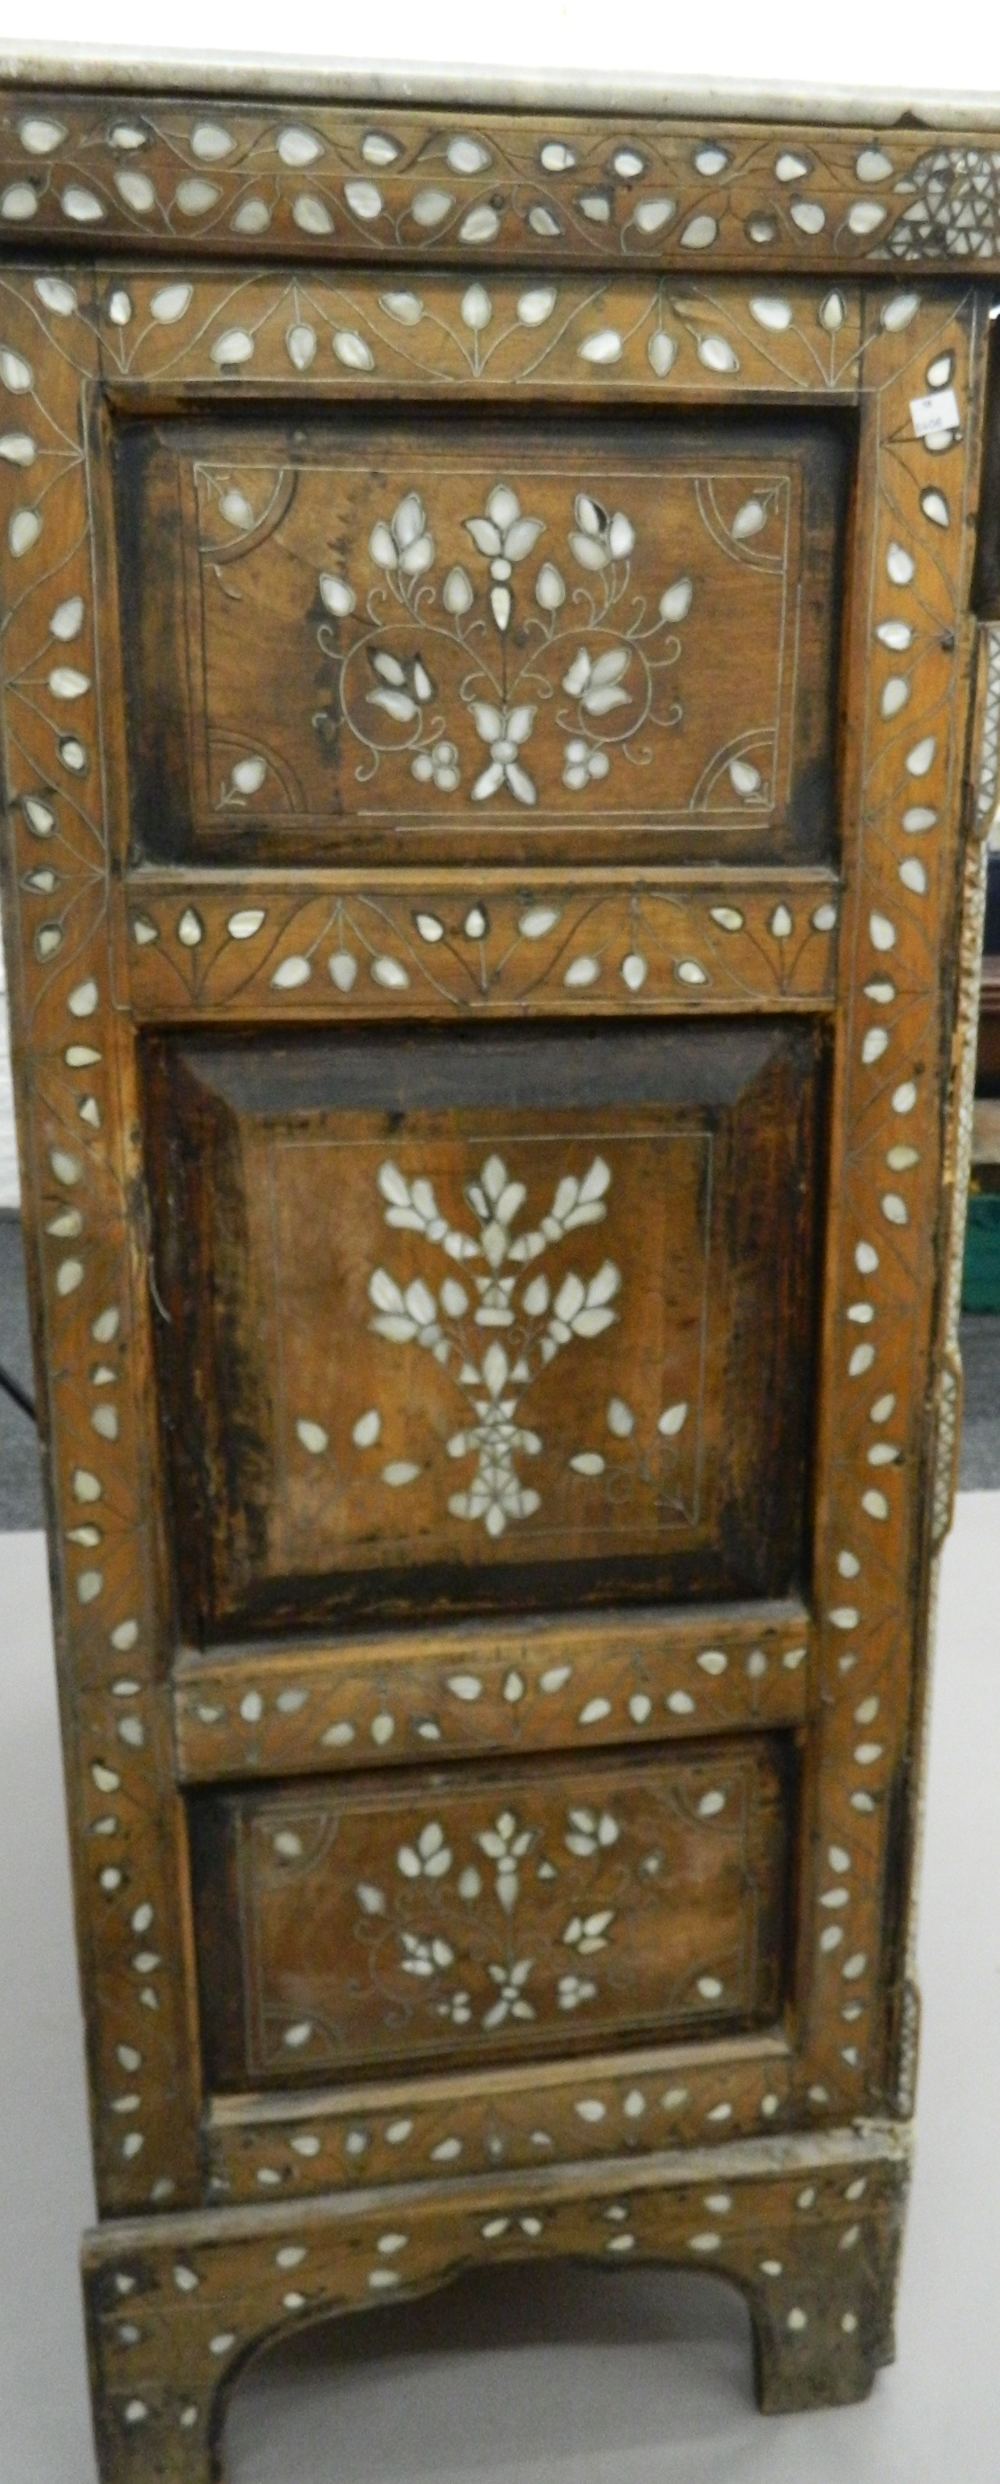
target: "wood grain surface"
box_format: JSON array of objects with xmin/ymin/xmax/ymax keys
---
[{"xmin": 0, "ymin": 78, "xmax": 995, "ymax": 2472}]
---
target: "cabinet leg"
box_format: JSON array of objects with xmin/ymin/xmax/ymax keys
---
[
  {"xmin": 745, "ymin": 2222, "xmax": 898, "ymax": 2413},
  {"xmin": 86, "ymin": 2371, "xmax": 219, "ymax": 2484},
  {"xmin": 81, "ymin": 2131, "xmax": 907, "ymax": 2476}
]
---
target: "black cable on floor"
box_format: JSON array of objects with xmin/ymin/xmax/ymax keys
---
[{"xmin": 0, "ymin": 1359, "xmax": 36, "ymax": 1423}]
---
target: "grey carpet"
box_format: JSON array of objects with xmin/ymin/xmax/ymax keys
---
[
  {"xmin": 0, "ymin": 1214, "xmax": 42, "ymax": 1530},
  {"xmin": 959, "ymin": 1313, "xmax": 1000, "ymax": 1490}
]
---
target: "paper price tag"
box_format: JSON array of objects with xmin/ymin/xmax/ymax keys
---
[{"xmin": 909, "ymin": 386, "xmax": 960, "ymax": 439}]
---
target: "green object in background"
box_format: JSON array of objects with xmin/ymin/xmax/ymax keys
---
[{"xmin": 964, "ymin": 1193, "xmax": 1000, "ymax": 1313}]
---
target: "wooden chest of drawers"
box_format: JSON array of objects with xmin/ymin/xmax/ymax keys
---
[{"xmin": 1, "ymin": 52, "xmax": 998, "ymax": 2477}]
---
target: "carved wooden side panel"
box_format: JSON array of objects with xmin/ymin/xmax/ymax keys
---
[
  {"xmin": 1, "ymin": 67, "xmax": 997, "ymax": 2474},
  {"xmin": 0, "ymin": 256, "xmax": 990, "ymax": 2240},
  {"xmin": 792, "ymin": 285, "xmax": 987, "ymax": 2116}
]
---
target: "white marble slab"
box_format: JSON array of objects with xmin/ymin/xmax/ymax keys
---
[{"xmin": 1, "ymin": 41, "xmax": 1000, "ymax": 129}]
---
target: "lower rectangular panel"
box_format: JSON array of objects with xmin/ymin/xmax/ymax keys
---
[{"xmin": 191, "ymin": 1736, "xmax": 793, "ymax": 2090}]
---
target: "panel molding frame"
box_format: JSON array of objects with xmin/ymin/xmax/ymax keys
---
[
  {"xmin": 173, "ymin": 1601, "xmax": 814, "ymax": 1785},
  {"xmin": 125, "ymin": 866, "xmax": 841, "ymax": 1015}
]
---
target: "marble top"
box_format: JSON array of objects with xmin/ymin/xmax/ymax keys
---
[{"xmin": 0, "ymin": 41, "xmax": 999, "ymax": 129}]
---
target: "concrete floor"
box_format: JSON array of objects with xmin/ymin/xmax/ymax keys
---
[{"xmin": 1, "ymin": 1502, "xmax": 1000, "ymax": 2483}]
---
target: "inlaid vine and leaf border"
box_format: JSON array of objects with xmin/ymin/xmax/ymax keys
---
[{"xmin": 2, "ymin": 91, "xmax": 1000, "ymax": 273}]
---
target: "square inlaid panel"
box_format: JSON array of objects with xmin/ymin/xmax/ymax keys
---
[
  {"xmin": 191, "ymin": 1735, "xmax": 792, "ymax": 2087},
  {"xmin": 117, "ymin": 410, "xmax": 848, "ymax": 867},
  {"xmin": 144, "ymin": 1020, "xmax": 823, "ymax": 1638}
]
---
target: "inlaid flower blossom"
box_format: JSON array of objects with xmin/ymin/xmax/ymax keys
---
[
  {"xmin": 399, "ymin": 1931, "xmax": 455, "ymax": 1978},
  {"xmin": 562, "ymin": 646, "xmax": 632, "ymax": 716},
  {"xmin": 369, "ymin": 489, "xmax": 435, "ymax": 575},
  {"xmin": 558, "ymin": 1973, "xmax": 598, "ymax": 2010},
  {"xmin": 568, "ymin": 492, "xmax": 636, "ymax": 571},
  {"xmin": 562, "ymin": 1908, "xmax": 616, "ymax": 1956},
  {"xmin": 465, "ymin": 482, "xmax": 546, "ymax": 572},
  {"xmin": 563, "ymin": 735, "xmax": 611, "ymax": 790},
  {"xmin": 464, "ymin": 482, "xmax": 545, "ymax": 628},
  {"xmin": 366, "ymin": 647, "xmax": 433, "ymax": 727},
  {"xmin": 564, "ymin": 1807, "xmax": 620, "ymax": 1858},
  {"xmin": 397, "ymin": 1821, "xmax": 453, "ymax": 1881},
  {"xmin": 483, "ymin": 1958, "xmax": 535, "ymax": 2029},
  {"xmin": 437, "ymin": 1989, "xmax": 473, "ymax": 2026},
  {"xmin": 411, "ymin": 736, "xmax": 460, "ymax": 790},
  {"xmin": 471, "ymin": 700, "xmax": 537, "ymax": 805},
  {"xmin": 478, "ymin": 1810, "xmax": 536, "ymax": 1912}
]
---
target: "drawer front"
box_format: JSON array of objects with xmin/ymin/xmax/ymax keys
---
[
  {"xmin": 118, "ymin": 409, "xmax": 846, "ymax": 870},
  {"xmin": 146, "ymin": 1018, "xmax": 820, "ymax": 1637},
  {"xmin": 0, "ymin": 258, "xmax": 987, "ymax": 2214},
  {"xmin": 193, "ymin": 1738, "xmax": 791, "ymax": 2086}
]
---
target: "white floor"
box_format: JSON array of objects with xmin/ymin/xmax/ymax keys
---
[{"xmin": 1, "ymin": 1499, "xmax": 999, "ymax": 2483}]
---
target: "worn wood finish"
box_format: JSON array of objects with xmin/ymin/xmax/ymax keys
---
[
  {"xmin": 172, "ymin": 1601, "xmax": 813, "ymax": 1786},
  {"xmin": 201, "ymin": 2028, "xmax": 798, "ymax": 2206},
  {"xmin": 191, "ymin": 1736, "xmax": 792, "ymax": 2087},
  {"xmin": 144, "ymin": 1020, "xmax": 820, "ymax": 1633},
  {"xmin": 119, "ymin": 410, "xmax": 846, "ymax": 869},
  {"xmin": 2, "ymin": 91, "xmax": 1000, "ymax": 275},
  {"xmin": 0, "ymin": 66, "xmax": 996, "ymax": 2480},
  {"xmin": 123, "ymin": 867, "xmax": 842, "ymax": 1017},
  {"xmin": 82, "ymin": 2131, "xmax": 908, "ymax": 2478}
]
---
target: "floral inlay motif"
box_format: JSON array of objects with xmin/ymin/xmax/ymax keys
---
[
  {"xmin": 283, "ymin": 1103, "xmax": 711, "ymax": 1572},
  {"xmin": 365, "ymin": 1151, "xmax": 621, "ymax": 1538},
  {"xmin": 313, "ymin": 476, "xmax": 700, "ymax": 809},
  {"xmin": 354, "ymin": 1795, "xmax": 652, "ymax": 2040},
  {"xmin": 237, "ymin": 1742, "xmax": 776, "ymax": 2075}
]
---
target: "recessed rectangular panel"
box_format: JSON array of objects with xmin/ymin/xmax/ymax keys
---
[
  {"xmin": 191, "ymin": 1736, "xmax": 792, "ymax": 2088},
  {"xmin": 144, "ymin": 1021, "xmax": 822, "ymax": 1638},
  {"xmin": 117, "ymin": 410, "xmax": 847, "ymax": 867}
]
